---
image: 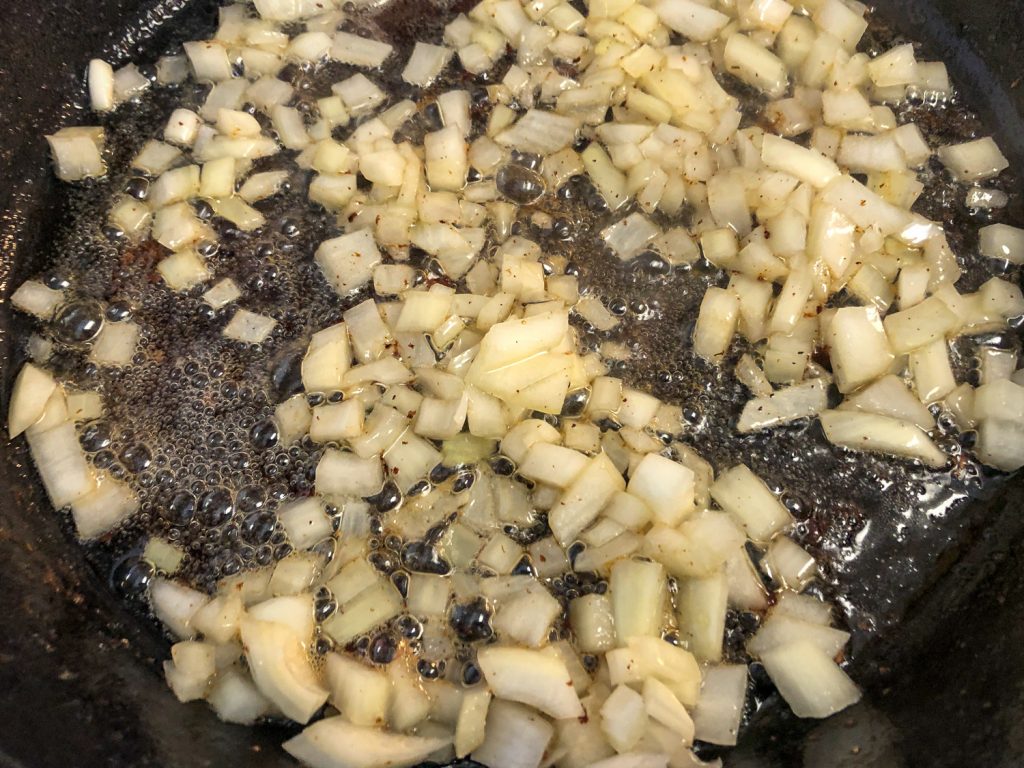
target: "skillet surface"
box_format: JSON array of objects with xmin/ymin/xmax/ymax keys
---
[{"xmin": 1, "ymin": 1, "xmax": 1024, "ymax": 766}]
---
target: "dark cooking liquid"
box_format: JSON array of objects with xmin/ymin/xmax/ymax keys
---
[{"xmin": 22, "ymin": 0, "xmax": 1023, "ymax": 740}]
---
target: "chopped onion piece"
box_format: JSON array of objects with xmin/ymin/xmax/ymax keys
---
[
  {"xmin": 837, "ymin": 133, "xmax": 906, "ymax": 173},
  {"xmin": 202, "ymin": 278, "xmax": 241, "ymax": 309},
  {"xmin": 883, "ymin": 295, "xmax": 959, "ymax": 354},
  {"xmin": 278, "ymin": 498, "xmax": 331, "ymax": 551},
  {"xmin": 492, "ymin": 585, "xmax": 562, "ymax": 647},
  {"xmin": 271, "ymin": 105, "xmax": 310, "ymax": 150},
  {"xmin": 241, "ymin": 615, "xmax": 328, "ymax": 724},
  {"xmin": 738, "ymin": 378, "xmax": 828, "ymax": 433},
  {"xmin": 477, "ymin": 645, "xmax": 584, "ymax": 719},
  {"xmin": 247, "ymin": 76, "xmax": 295, "ymax": 112},
  {"xmin": 25, "ymin": 420, "xmax": 95, "ymax": 508},
  {"xmin": 184, "ymin": 40, "xmax": 233, "ymax": 82},
  {"xmin": 867, "ymin": 43, "xmax": 918, "ymax": 87},
  {"xmin": 550, "ymin": 452, "xmax": 626, "ymax": 545},
  {"xmin": 333, "ymin": 74, "xmax": 387, "ymax": 115},
  {"xmin": 973, "ymin": 379, "xmax": 1024, "ymax": 470},
  {"xmin": 155, "ymin": 54, "xmax": 189, "ymax": 84},
  {"xmin": 760, "ymin": 641, "xmax": 861, "ymax": 718},
  {"xmin": 654, "ymin": 0, "xmax": 729, "ymax": 42},
  {"xmin": 601, "ymin": 684, "xmax": 648, "ymax": 753},
  {"xmin": 812, "ymin": 0, "xmax": 868, "ymax": 51},
  {"xmin": 820, "ymin": 410, "xmax": 947, "ymax": 467},
  {"xmin": 112, "ymin": 63, "xmax": 151, "ymax": 102},
  {"xmin": 208, "ymin": 668, "xmax": 272, "ymax": 725},
  {"xmin": 762, "ymin": 536, "xmax": 818, "ymax": 590},
  {"xmin": 693, "ymin": 665, "xmax": 747, "ymax": 746},
  {"xmin": 606, "ymin": 636, "xmax": 702, "ymax": 706},
  {"xmin": 979, "ymin": 223, "xmax": 1024, "ymax": 264},
  {"xmin": 145, "ymin": 537, "xmax": 185, "ymax": 573},
  {"xmin": 331, "ymin": 31, "xmax": 394, "ymax": 68},
  {"xmin": 710, "ymin": 465, "xmax": 792, "ymax": 545},
  {"xmin": 723, "ymin": 34, "xmax": 789, "ymax": 97},
  {"xmin": 88, "ymin": 59, "xmax": 115, "ymax": 112},
  {"xmin": 676, "ymin": 570, "xmax": 728, "ymax": 662},
  {"xmin": 938, "ymin": 137, "xmax": 1009, "ymax": 182},
  {"xmin": 46, "ymin": 127, "xmax": 106, "ymax": 181},
  {"xmin": 302, "ymin": 322, "xmax": 350, "ymax": 392},
  {"xmin": 316, "ymin": 449, "xmax": 384, "ymax": 498},
  {"xmin": 820, "ymin": 175, "xmax": 911, "ymax": 236},
  {"xmin": 68, "ymin": 472, "xmax": 137, "ymax": 539},
  {"xmin": 164, "ymin": 640, "xmax": 216, "ymax": 702},
  {"xmin": 157, "ymin": 249, "xmax": 210, "ymax": 291},
  {"xmin": 90, "ymin": 320, "xmax": 140, "ymax": 366},
  {"xmin": 826, "ymin": 307, "xmax": 895, "ymax": 394},
  {"xmin": 966, "ymin": 187, "xmax": 1008, "ymax": 210},
  {"xmin": 134, "ymin": 140, "xmax": 183, "ymax": 174},
  {"xmin": 627, "ymin": 453, "xmax": 695, "ymax": 527},
  {"xmin": 420, "ymin": 125, "xmax": 467, "ymax": 193},
  {"xmin": 575, "ymin": 296, "xmax": 620, "ymax": 331},
  {"xmin": 10, "ymin": 280, "xmax": 63, "ymax": 320},
  {"xmin": 601, "ymin": 213, "xmax": 661, "ymax": 261},
  {"xmin": 402, "ymin": 42, "xmax": 452, "ymax": 87},
  {"xmin": 316, "ymin": 229, "xmax": 383, "ymax": 296},
  {"xmin": 150, "ymin": 577, "xmax": 209, "ymax": 639},
  {"xmin": 240, "ymin": 170, "xmax": 290, "ymax": 202},
  {"xmin": 693, "ymin": 288, "xmax": 739, "ymax": 362},
  {"xmin": 610, "ymin": 558, "xmax": 666, "ymax": 643},
  {"xmin": 223, "ymin": 309, "xmax": 276, "ymax": 343},
  {"xmin": 496, "ymin": 109, "xmax": 578, "ymax": 156},
  {"xmin": 454, "ymin": 688, "xmax": 491, "ymax": 758},
  {"xmin": 737, "ymin": 352, "xmax": 774, "ymax": 397},
  {"xmin": 211, "ymin": 196, "xmax": 266, "ymax": 231},
  {"xmin": 518, "ymin": 442, "xmax": 588, "ymax": 488},
  {"xmin": 837, "ymin": 374, "xmax": 933, "ymax": 430},
  {"xmin": 324, "ymin": 653, "xmax": 391, "ymax": 728},
  {"xmin": 473, "ymin": 700, "xmax": 553, "ymax": 768},
  {"xmin": 153, "ymin": 202, "xmax": 209, "ymax": 250},
  {"xmin": 910, "ymin": 338, "xmax": 957, "ymax": 404}
]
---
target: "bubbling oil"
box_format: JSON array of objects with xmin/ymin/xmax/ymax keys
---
[{"xmin": 21, "ymin": 0, "xmax": 1024, "ymax": 706}]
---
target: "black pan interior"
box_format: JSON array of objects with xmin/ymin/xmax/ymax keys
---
[{"xmin": 1, "ymin": 1, "xmax": 1024, "ymax": 767}]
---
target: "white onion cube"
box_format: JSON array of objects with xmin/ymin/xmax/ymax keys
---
[
  {"xmin": 979, "ymin": 223, "xmax": 1024, "ymax": 265},
  {"xmin": 46, "ymin": 127, "xmax": 106, "ymax": 181},
  {"xmin": 760, "ymin": 640, "xmax": 861, "ymax": 718},
  {"xmin": 223, "ymin": 309, "xmax": 276, "ymax": 343},
  {"xmin": 626, "ymin": 453, "xmax": 695, "ymax": 527},
  {"xmin": 90, "ymin": 320, "xmax": 140, "ymax": 366},
  {"xmin": 316, "ymin": 229, "xmax": 383, "ymax": 296},
  {"xmin": 402, "ymin": 42, "xmax": 452, "ymax": 88}
]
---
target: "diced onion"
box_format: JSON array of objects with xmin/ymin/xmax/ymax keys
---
[
  {"xmin": 402, "ymin": 42, "xmax": 452, "ymax": 88},
  {"xmin": 759, "ymin": 641, "xmax": 861, "ymax": 719},
  {"xmin": 331, "ymin": 31, "xmax": 394, "ymax": 68},
  {"xmin": 46, "ymin": 127, "xmax": 106, "ymax": 181},
  {"xmin": 979, "ymin": 223, "xmax": 1024, "ymax": 264},
  {"xmin": 10, "ymin": 280, "xmax": 64, "ymax": 320},
  {"xmin": 222, "ymin": 309, "xmax": 276, "ymax": 343},
  {"xmin": 820, "ymin": 410, "xmax": 947, "ymax": 468},
  {"xmin": 88, "ymin": 59, "xmax": 115, "ymax": 112},
  {"xmin": 937, "ymin": 137, "xmax": 1009, "ymax": 182}
]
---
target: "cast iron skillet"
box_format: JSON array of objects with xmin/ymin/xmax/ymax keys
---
[{"xmin": 2, "ymin": 1, "xmax": 1024, "ymax": 766}]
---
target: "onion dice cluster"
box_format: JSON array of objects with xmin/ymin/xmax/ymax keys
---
[{"xmin": 8, "ymin": 0, "xmax": 1024, "ymax": 766}]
